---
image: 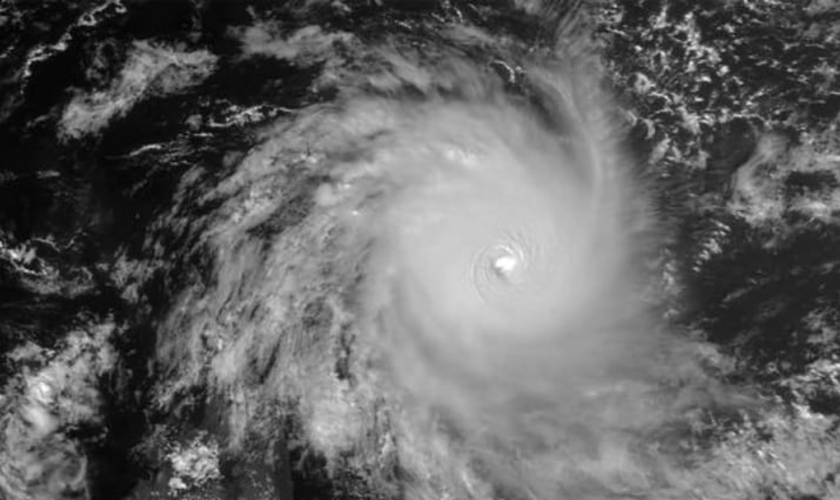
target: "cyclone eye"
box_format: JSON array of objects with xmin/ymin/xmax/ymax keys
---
[
  {"xmin": 476, "ymin": 240, "xmax": 532, "ymax": 300},
  {"xmin": 492, "ymin": 253, "xmax": 518, "ymax": 278},
  {"xmin": 488, "ymin": 244, "xmax": 523, "ymax": 283}
]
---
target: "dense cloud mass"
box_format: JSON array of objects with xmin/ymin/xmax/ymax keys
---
[
  {"xmin": 363, "ymin": 107, "xmax": 664, "ymax": 499},
  {"xmin": 331, "ymin": 88, "xmax": 661, "ymax": 497}
]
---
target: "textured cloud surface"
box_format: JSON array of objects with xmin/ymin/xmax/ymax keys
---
[{"xmin": 346, "ymin": 70, "xmax": 662, "ymax": 497}]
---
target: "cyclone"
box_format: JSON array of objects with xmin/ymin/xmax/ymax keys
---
[
  {"xmin": 312, "ymin": 71, "xmax": 637, "ymax": 429},
  {"xmin": 344, "ymin": 83, "xmax": 658, "ymax": 497},
  {"xmin": 0, "ymin": 1, "xmax": 681, "ymax": 499}
]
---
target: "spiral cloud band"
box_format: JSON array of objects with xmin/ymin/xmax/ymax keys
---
[
  {"xmin": 316, "ymin": 63, "xmax": 661, "ymax": 495},
  {"xmin": 137, "ymin": 8, "xmax": 671, "ymax": 500}
]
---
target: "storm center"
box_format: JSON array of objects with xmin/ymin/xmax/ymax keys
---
[
  {"xmin": 492, "ymin": 254, "xmax": 518, "ymax": 278},
  {"xmin": 486, "ymin": 243, "xmax": 525, "ymax": 284}
]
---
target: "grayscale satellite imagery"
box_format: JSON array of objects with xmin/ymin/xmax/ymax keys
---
[{"xmin": 1, "ymin": 1, "xmax": 839, "ymax": 499}]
